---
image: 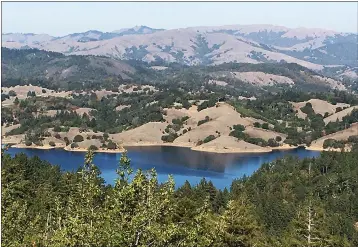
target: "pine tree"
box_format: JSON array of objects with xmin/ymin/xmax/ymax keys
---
[{"xmin": 215, "ymin": 195, "xmax": 265, "ymax": 247}]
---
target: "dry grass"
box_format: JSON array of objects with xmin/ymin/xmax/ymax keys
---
[
  {"xmin": 191, "ymin": 136, "xmax": 271, "ymax": 153},
  {"xmin": 291, "ymin": 99, "xmax": 350, "ymax": 119},
  {"xmin": 310, "ymin": 123, "xmax": 358, "ymax": 149},
  {"xmin": 111, "ymin": 122, "xmax": 167, "ymax": 145},
  {"xmin": 1, "ymin": 124, "xmax": 21, "ymax": 135},
  {"xmin": 232, "ymin": 72, "xmax": 294, "ymax": 86},
  {"xmin": 324, "ymin": 106, "xmax": 358, "ymax": 125},
  {"xmin": 244, "ymin": 126, "xmax": 287, "ymax": 141}
]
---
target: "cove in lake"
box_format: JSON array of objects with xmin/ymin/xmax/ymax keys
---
[{"xmin": 4, "ymin": 146, "xmax": 320, "ymax": 189}]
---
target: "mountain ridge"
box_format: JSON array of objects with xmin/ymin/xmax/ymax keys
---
[{"xmin": 2, "ymin": 24, "xmax": 357, "ymax": 71}]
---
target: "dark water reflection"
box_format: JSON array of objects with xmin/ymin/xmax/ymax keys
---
[{"xmin": 4, "ymin": 146, "xmax": 320, "ymax": 189}]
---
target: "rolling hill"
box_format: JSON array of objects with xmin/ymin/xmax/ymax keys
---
[{"xmin": 3, "ymin": 24, "xmax": 357, "ymax": 70}]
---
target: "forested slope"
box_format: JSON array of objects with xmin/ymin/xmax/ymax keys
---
[{"xmin": 2, "ymin": 148, "xmax": 358, "ymax": 246}]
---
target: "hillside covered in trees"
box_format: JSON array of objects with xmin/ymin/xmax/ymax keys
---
[
  {"xmin": 1, "ymin": 48, "xmax": 353, "ymax": 92},
  {"xmin": 2, "ymin": 148, "xmax": 358, "ymax": 246}
]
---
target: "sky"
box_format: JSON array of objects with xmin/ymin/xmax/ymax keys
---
[{"xmin": 2, "ymin": 2, "xmax": 358, "ymax": 36}]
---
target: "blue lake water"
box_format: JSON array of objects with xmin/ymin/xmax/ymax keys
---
[{"xmin": 3, "ymin": 146, "xmax": 320, "ymax": 189}]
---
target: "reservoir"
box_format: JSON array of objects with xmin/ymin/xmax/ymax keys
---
[{"xmin": 4, "ymin": 146, "xmax": 320, "ymax": 189}]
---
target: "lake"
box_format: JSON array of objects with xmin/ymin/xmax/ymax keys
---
[{"xmin": 4, "ymin": 146, "xmax": 320, "ymax": 189}]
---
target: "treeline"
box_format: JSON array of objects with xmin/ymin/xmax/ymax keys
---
[{"xmin": 2, "ymin": 148, "xmax": 358, "ymax": 246}]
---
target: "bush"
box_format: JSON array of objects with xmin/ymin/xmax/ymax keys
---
[
  {"xmin": 88, "ymin": 145, "xmax": 98, "ymax": 151},
  {"xmin": 107, "ymin": 142, "xmax": 117, "ymax": 150},
  {"xmin": 323, "ymin": 139, "xmax": 345, "ymax": 149},
  {"xmin": 275, "ymin": 136, "xmax": 282, "ymax": 142},
  {"xmin": 268, "ymin": 138, "xmax": 279, "ymax": 147},
  {"xmin": 335, "ymin": 107, "xmax": 342, "ymax": 113},
  {"xmin": 8, "ymin": 90, "xmax": 17, "ymax": 97},
  {"xmin": 53, "ymin": 126, "xmax": 61, "ymax": 132},
  {"xmin": 203, "ymin": 135, "xmax": 216, "ymax": 143},
  {"xmin": 198, "ymin": 100, "xmax": 216, "ymax": 111},
  {"xmin": 103, "ymin": 133, "xmax": 109, "ymax": 141},
  {"xmin": 262, "ymin": 123, "xmax": 269, "ymax": 130},
  {"xmin": 73, "ymin": 135, "xmax": 84, "ymax": 142},
  {"xmin": 71, "ymin": 142, "xmax": 79, "ymax": 149},
  {"xmin": 42, "ymin": 89, "xmax": 46, "ymax": 93},
  {"xmin": 253, "ymin": 122, "xmax": 261, "ymax": 128},
  {"xmin": 64, "ymin": 137, "xmax": 70, "ymax": 146},
  {"xmin": 348, "ymin": 135, "xmax": 358, "ymax": 143},
  {"xmin": 246, "ymin": 137, "xmax": 267, "ymax": 147},
  {"xmin": 300, "ymin": 103, "xmax": 314, "ymax": 115},
  {"xmin": 54, "ymin": 133, "xmax": 61, "ymax": 139},
  {"xmin": 161, "ymin": 133, "xmax": 178, "ymax": 143},
  {"xmin": 197, "ymin": 116, "xmax": 210, "ymax": 126},
  {"xmin": 233, "ymin": 124, "xmax": 245, "ymax": 132},
  {"xmin": 229, "ymin": 130, "xmax": 249, "ymax": 140},
  {"xmin": 183, "ymin": 129, "xmax": 188, "ymax": 134},
  {"xmin": 25, "ymin": 140, "xmax": 32, "ymax": 146},
  {"xmin": 49, "ymin": 141, "xmax": 56, "ymax": 147}
]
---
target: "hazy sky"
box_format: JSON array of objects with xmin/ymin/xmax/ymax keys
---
[{"xmin": 2, "ymin": 2, "xmax": 358, "ymax": 36}]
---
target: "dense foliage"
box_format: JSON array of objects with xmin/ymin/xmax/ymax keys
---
[{"xmin": 2, "ymin": 148, "xmax": 358, "ymax": 246}]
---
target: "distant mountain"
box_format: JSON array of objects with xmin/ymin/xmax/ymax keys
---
[
  {"xmin": 112, "ymin": 25, "xmax": 164, "ymax": 35},
  {"xmin": 2, "ymin": 24, "xmax": 357, "ymax": 70}
]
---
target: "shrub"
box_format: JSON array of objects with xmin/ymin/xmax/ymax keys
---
[
  {"xmin": 91, "ymin": 135, "xmax": 98, "ymax": 139},
  {"xmin": 172, "ymin": 124, "xmax": 181, "ymax": 132},
  {"xmin": 262, "ymin": 123, "xmax": 269, "ymax": 130},
  {"xmin": 71, "ymin": 142, "xmax": 79, "ymax": 149},
  {"xmin": 198, "ymin": 100, "xmax": 216, "ymax": 111},
  {"xmin": 275, "ymin": 136, "xmax": 282, "ymax": 142},
  {"xmin": 25, "ymin": 140, "xmax": 32, "ymax": 146},
  {"xmin": 49, "ymin": 141, "xmax": 56, "ymax": 147},
  {"xmin": 73, "ymin": 135, "xmax": 84, "ymax": 142},
  {"xmin": 64, "ymin": 137, "xmax": 70, "ymax": 146},
  {"xmin": 197, "ymin": 116, "xmax": 210, "ymax": 126},
  {"xmin": 161, "ymin": 133, "xmax": 178, "ymax": 143},
  {"xmin": 335, "ymin": 107, "xmax": 342, "ymax": 113},
  {"xmin": 233, "ymin": 124, "xmax": 245, "ymax": 132},
  {"xmin": 300, "ymin": 103, "xmax": 314, "ymax": 115},
  {"xmin": 53, "ymin": 126, "xmax": 61, "ymax": 132},
  {"xmin": 196, "ymin": 140, "xmax": 203, "ymax": 146},
  {"xmin": 253, "ymin": 122, "xmax": 261, "ymax": 128},
  {"xmin": 183, "ymin": 129, "xmax": 188, "ymax": 134},
  {"xmin": 229, "ymin": 130, "xmax": 249, "ymax": 140},
  {"xmin": 42, "ymin": 89, "xmax": 46, "ymax": 93},
  {"xmin": 323, "ymin": 139, "xmax": 345, "ymax": 149},
  {"xmin": 348, "ymin": 135, "xmax": 358, "ymax": 143},
  {"xmin": 8, "ymin": 90, "xmax": 17, "ymax": 97},
  {"xmin": 103, "ymin": 133, "xmax": 109, "ymax": 141},
  {"xmin": 88, "ymin": 145, "xmax": 98, "ymax": 151},
  {"xmin": 267, "ymin": 138, "xmax": 279, "ymax": 147},
  {"xmin": 203, "ymin": 135, "xmax": 216, "ymax": 143},
  {"xmin": 107, "ymin": 142, "xmax": 117, "ymax": 150},
  {"xmin": 34, "ymin": 141, "xmax": 43, "ymax": 146},
  {"xmin": 246, "ymin": 137, "xmax": 267, "ymax": 147},
  {"xmin": 54, "ymin": 133, "xmax": 61, "ymax": 139}
]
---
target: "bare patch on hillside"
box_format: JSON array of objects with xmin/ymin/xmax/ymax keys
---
[
  {"xmin": 232, "ymin": 72, "xmax": 295, "ymax": 86},
  {"xmin": 191, "ymin": 136, "xmax": 271, "ymax": 153}
]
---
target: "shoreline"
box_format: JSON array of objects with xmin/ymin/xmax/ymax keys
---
[
  {"xmin": 304, "ymin": 145, "xmax": 351, "ymax": 152},
  {"xmin": 63, "ymin": 146, "xmax": 125, "ymax": 153},
  {"xmin": 4, "ymin": 141, "xmax": 307, "ymax": 154}
]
